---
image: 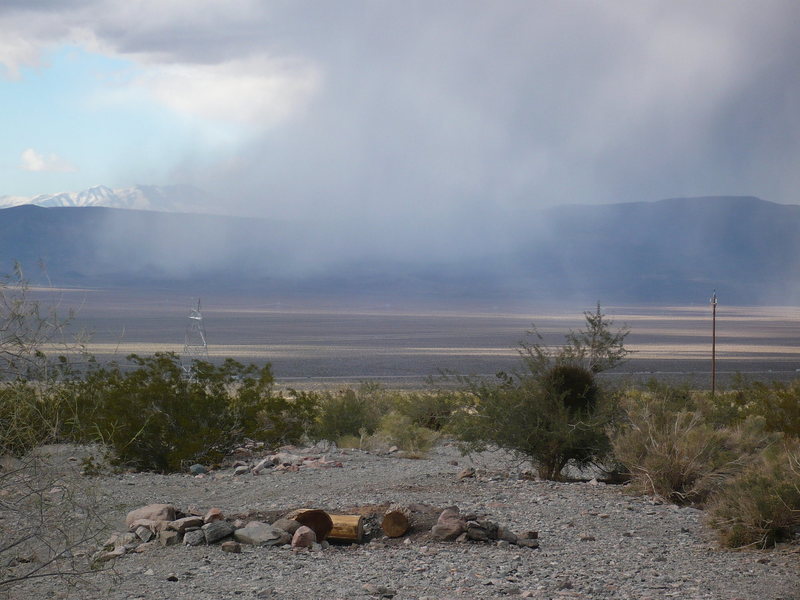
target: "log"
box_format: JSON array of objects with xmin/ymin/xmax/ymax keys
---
[
  {"xmin": 328, "ymin": 514, "xmax": 364, "ymax": 542},
  {"xmin": 284, "ymin": 509, "xmax": 333, "ymax": 541},
  {"xmin": 381, "ymin": 506, "xmax": 412, "ymax": 538}
]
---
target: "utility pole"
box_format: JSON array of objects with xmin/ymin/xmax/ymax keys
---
[{"xmin": 711, "ymin": 290, "xmax": 717, "ymax": 396}]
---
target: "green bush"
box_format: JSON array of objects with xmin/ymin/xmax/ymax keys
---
[
  {"xmin": 449, "ymin": 305, "xmax": 628, "ymax": 481},
  {"xmin": 313, "ymin": 383, "xmax": 393, "ymax": 444},
  {"xmin": 392, "ymin": 390, "xmax": 463, "ymax": 431},
  {"xmin": 71, "ymin": 353, "xmax": 311, "ymax": 472},
  {"xmin": 451, "ymin": 366, "xmax": 613, "ymax": 480},
  {"xmin": 372, "ymin": 411, "xmax": 439, "ymax": 455},
  {"xmin": 707, "ymin": 440, "xmax": 800, "ymax": 548},
  {"xmin": 711, "ymin": 378, "xmax": 800, "ymax": 438},
  {"xmin": 612, "ymin": 386, "xmax": 777, "ymax": 505}
]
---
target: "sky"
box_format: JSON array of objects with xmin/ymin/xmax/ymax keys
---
[{"xmin": 1, "ymin": 0, "xmax": 799, "ymax": 230}]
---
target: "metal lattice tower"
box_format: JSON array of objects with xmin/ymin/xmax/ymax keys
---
[{"xmin": 182, "ymin": 299, "xmax": 208, "ymax": 373}]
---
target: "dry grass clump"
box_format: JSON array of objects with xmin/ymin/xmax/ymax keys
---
[
  {"xmin": 706, "ymin": 440, "xmax": 800, "ymax": 548},
  {"xmin": 612, "ymin": 386, "xmax": 776, "ymax": 505}
]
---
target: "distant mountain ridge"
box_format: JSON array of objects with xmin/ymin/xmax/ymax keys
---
[
  {"xmin": 0, "ymin": 195, "xmax": 798, "ymax": 305},
  {"xmin": 0, "ymin": 184, "xmax": 214, "ymax": 213}
]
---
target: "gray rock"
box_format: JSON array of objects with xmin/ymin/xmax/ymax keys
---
[
  {"xmin": 158, "ymin": 530, "xmax": 181, "ymax": 546},
  {"xmin": 134, "ymin": 525, "xmax": 154, "ymax": 542},
  {"xmin": 234, "ymin": 522, "xmax": 289, "ymax": 546},
  {"xmin": 271, "ymin": 518, "xmax": 301, "ymax": 535},
  {"xmin": 233, "ymin": 465, "xmax": 250, "ymax": 476},
  {"xmin": 203, "ymin": 520, "xmax": 235, "ymax": 543},
  {"xmin": 189, "ymin": 463, "xmax": 208, "ymax": 475},
  {"xmin": 221, "ymin": 540, "xmax": 242, "ymax": 553},
  {"xmin": 184, "ymin": 529, "xmax": 206, "ymax": 546}
]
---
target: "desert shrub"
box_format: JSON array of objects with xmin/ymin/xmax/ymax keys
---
[
  {"xmin": 707, "ymin": 440, "xmax": 800, "ymax": 548},
  {"xmin": 313, "ymin": 383, "xmax": 393, "ymax": 443},
  {"xmin": 71, "ymin": 353, "xmax": 302, "ymax": 472},
  {"xmin": 371, "ymin": 411, "xmax": 439, "ymax": 455},
  {"xmin": 612, "ymin": 386, "xmax": 777, "ymax": 505},
  {"xmin": 451, "ymin": 367, "xmax": 613, "ymax": 480},
  {"xmin": 392, "ymin": 390, "xmax": 464, "ymax": 431},
  {"xmin": 449, "ymin": 305, "xmax": 627, "ymax": 481},
  {"xmin": 711, "ymin": 377, "xmax": 800, "ymax": 438}
]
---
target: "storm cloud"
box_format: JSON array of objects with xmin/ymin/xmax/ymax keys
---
[{"xmin": 2, "ymin": 1, "xmax": 800, "ymax": 264}]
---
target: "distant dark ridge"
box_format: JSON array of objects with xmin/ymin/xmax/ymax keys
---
[{"xmin": 2, "ymin": 196, "xmax": 798, "ymax": 305}]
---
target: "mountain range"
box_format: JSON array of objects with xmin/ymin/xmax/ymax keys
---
[
  {"xmin": 1, "ymin": 194, "xmax": 798, "ymax": 306},
  {"xmin": 0, "ymin": 184, "xmax": 215, "ymax": 213}
]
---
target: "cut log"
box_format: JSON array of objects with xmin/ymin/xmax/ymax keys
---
[
  {"xmin": 328, "ymin": 514, "xmax": 364, "ymax": 542},
  {"xmin": 284, "ymin": 509, "xmax": 333, "ymax": 541},
  {"xmin": 382, "ymin": 506, "xmax": 412, "ymax": 538}
]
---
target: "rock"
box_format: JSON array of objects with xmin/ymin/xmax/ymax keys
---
[
  {"xmin": 466, "ymin": 522, "xmax": 490, "ymax": 542},
  {"xmin": 233, "ymin": 465, "xmax": 250, "ymax": 476},
  {"xmin": 113, "ymin": 532, "xmax": 138, "ymax": 549},
  {"xmin": 271, "ymin": 518, "xmax": 301, "ymax": 535},
  {"xmin": 458, "ymin": 467, "xmax": 476, "ymax": 479},
  {"xmin": 234, "ymin": 522, "xmax": 289, "ymax": 546},
  {"xmin": 189, "ymin": 464, "xmax": 207, "ymax": 475},
  {"xmin": 272, "ymin": 452, "xmax": 304, "ymax": 466},
  {"xmin": 203, "ymin": 520, "xmax": 235, "ymax": 544},
  {"xmin": 166, "ymin": 516, "xmax": 204, "ymax": 533},
  {"xmin": 430, "ymin": 506, "xmax": 466, "ymax": 541},
  {"xmin": 221, "ymin": 541, "xmax": 242, "ymax": 553},
  {"xmin": 515, "ymin": 538, "xmax": 540, "ymax": 549},
  {"xmin": 291, "ymin": 525, "xmax": 316, "ymax": 550},
  {"xmin": 184, "ymin": 530, "xmax": 206, "ymax": 546},
  {"xmin": 158, "ymin": 530, "xmax": 181, "ymax": 546},
  {"xmin": 134, "ymin": 525, "xmax": 154, "ymax": 542},
  {"xmin": 363, "ymin": 583, "xmax": 396, "ymax": 597},
  {"xmin": 125, "ymin": 504, "xmax": 176, "ymax": 529},
  {"xmin": 166, "ymin": 573, "xmax": 179, "ymax": 582},
  {"xmin": 580, "ymin": 533, "xmax": 596, "ymax": 542},
  {"xmin": 497, "ymin": 526, "xmax": 519, "ymax": 544},
  {"xmin": 92, "ymin": 547, "xmax": 126, "ymax": 564},
  {"xmin": 203, "ymin": 507, "xmax": 224, "ymax": 523},
  {"xmin": 251, "ymin": 458, "xmax": 275, "ymax": 475}
]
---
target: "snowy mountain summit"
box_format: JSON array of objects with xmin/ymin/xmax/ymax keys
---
[{"xmin": 0, "ymin": 184, "xmax": 213, "ymax": 214}]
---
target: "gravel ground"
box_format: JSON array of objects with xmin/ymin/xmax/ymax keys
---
[{"xmin": 5, "ymin": 443, "xmax": 798, "ymax": 600}]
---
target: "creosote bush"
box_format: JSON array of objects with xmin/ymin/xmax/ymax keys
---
[{"xmin": 70, "ymin": 353, "xmax": 314, "ymax": 472}]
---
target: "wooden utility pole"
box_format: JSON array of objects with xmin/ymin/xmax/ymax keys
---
[{"xmin": 711, "ymin": 290, "xmax": 717, "ymax": 396}]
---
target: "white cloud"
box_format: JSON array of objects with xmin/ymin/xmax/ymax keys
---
[
  {"xmin": 132, "ymin": 56, "xmax": 321, "ymax": 126},
  {"xmin": 20, "ymin": 148, "xmax": 77, "ymax": 172}
]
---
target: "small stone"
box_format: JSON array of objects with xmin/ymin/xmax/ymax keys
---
[
  {"xmin": 291, "ymin": 525, "xmax": 316, "ymax": 550},
  {"xmin": 580, "ymin": 533, "xmax": 596, "ymax": 542},
  {"xmin": 403, "ymin": 538, "xmax": 413, "ymax": 545},
  {"xmin": 184, "ymin": 530, "xmax": 206, "ymax": 546},
  {"xmin": 167, "ymin": 516, "xmax": 204, "ymax": 533},
  {"xmin": 515, "ymin": 538, "xmax": 539, "ymax": 549},
  {"xmin": 143, "ymin": 568, "xmax": 154, "ymax": 576},
  {"xmin": 233, "ymin": 465, "xmax": 250, "ymax": 476},
  {"xmin": 158, "ymin": 530, "xmax": 181, "ymax": 547},
  {"xmin": 203, "ymin": 507, "xmax": 224, "ymax": 523},
  {"xmin": 234, "ymin": 523, "xmax": 289, "ymax": 546},
  {"xmin": 203, "ymin": 520, "xmax": 235, "ymax": 544},
  {"xmin": 251, "ymin": 458, "xmax": 274, "ymax": 475},
  {"xmin": 458, "ymin": 467, "xmax": 476, "ymax": 479},
  {"xmin": 221, "ymin": 541, "xmax": 242, "ymax": 553},
  {"xmin": 125, "ymin": 504, "xmax": 176, "ymax": 529},
  {"xmin": 756, "ymin": 557, "xmax": 771, "ymax": 564},
  {"xmin": 271, "ymin": 518, "xmax": 301, "ymax": 535},
  {"xmin": 134, "ymin": 526, "xmax": 154, "ymax": 542},
  {"xmin": 189, "ymin": 463, "xmax": 207, "ymax": 475},
  {"xmin": 166, "ymin": 573, "xmax": 178, "ymax": 582}
]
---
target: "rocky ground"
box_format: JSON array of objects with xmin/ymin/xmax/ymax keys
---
[{"xmin": 4, "ymin": 442, "xmax": 798, "ymax": 600}]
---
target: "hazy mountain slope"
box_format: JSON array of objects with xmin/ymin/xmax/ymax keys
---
[
  {"xmin": 0, "ymin": 184, "xmax": 215, "ymax": 213},
  {"xmin": 1, "ymin": 196, "xmax": 797, "ymax": 304}
]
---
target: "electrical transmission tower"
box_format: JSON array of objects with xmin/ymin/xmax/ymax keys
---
[{"xmin": 182, "ymin": 299, "xmax": 208, "ymax": 375}]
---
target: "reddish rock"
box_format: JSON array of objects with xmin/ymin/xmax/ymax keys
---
[
  {"xmin": 431, "ymin": 506, "xmax": 466, "ymax": 541},
  {"xmin": 221, "ymin": 541, "xmax": 242, "ymax": 553},
  {"xmin": 125, "ymin": 504, "xmax": 176, "ymax": 529},
  {"xmin": 291, "ymin": 525, "xmax": 317, "ymax": 550},
  {"xmin": 203, "ymin": 508, "xmax": 224, "ymax": 523}
]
